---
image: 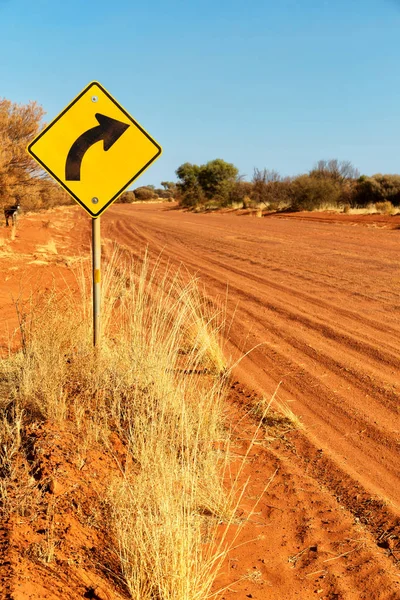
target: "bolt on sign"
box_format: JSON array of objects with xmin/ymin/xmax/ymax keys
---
[{"xmin": 27, "ymin": 81, "xmax": 162, "ymax": 217}]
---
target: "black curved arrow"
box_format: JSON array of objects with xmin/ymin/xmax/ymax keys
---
[{"xmin": 65, "ymin": 113, "xmax": 130, "ymax": 181}]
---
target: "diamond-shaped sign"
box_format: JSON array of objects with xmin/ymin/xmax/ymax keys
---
[{"xmin": 27, "ymin": 81, "xmax": 162, "ymax": 217}]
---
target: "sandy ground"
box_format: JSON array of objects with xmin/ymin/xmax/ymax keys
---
[
  {"xmin": 0, "ymin": 204, "xmax": 399, "ymax": 599},
  {"xmin": 104, "ymin": 204, "xmax": 400, "ymax": 506}
]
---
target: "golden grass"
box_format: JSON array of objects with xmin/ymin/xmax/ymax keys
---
[
  {"xmin": 0, "ymin": 248, "xmax": 266, "ymax": 599},
  {"xmin": 374, "ymin": 201, "xmax": 396, "ymax": 215}
]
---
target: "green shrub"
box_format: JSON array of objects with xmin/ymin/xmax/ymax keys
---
[
  {"xmin": 176, "ymin": 159, "xmax": 238, "ymax": 208},
  {"xmin": 197, "ymin": 159, "xmax": 238, "ymax": 203},
  {"xmin": 289, "ymin": 175, "xmax": 341, "ymax": 211},
  {"xmin": 354, "ymin": 174, "xmax": 400, "ymax": 207}
]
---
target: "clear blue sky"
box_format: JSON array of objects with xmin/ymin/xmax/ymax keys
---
[{"xmin": 1, "ymin": 0, "xmax": 400, "ymax": 187}]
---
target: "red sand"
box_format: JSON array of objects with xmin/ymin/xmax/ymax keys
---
[{"xmin": 0, "ymin": 204, "xmax": 399, "ymax": 599}]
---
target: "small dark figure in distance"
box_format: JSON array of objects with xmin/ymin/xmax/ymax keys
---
[{"xmin": 4, "ymin": 204, "xmax": 21, "ymax": 227}]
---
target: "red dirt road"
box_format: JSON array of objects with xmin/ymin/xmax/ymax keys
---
[
  {"xmin": 1, "ymin": 204, "xmax": 399, "ymax": 598},
  {"xmin": 103, "ymin": 204, "xmax": 400, "ymax": 511}
]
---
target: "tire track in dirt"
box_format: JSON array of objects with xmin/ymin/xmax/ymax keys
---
[
  {"xmin": 136, "ymin": 238, "xmax": 400, "ymax": 434},
  {"xmin": 113, "ymin": 217, "xmax": 400, "ymax": 419},
  {"xmin": 225, "ymin": 282, "xmax": 400, "ymax": 416},
  {"xmin": 166, "ymin": 266, "xmax": 400, "ymax": 503},
  {"xmin": 113, "ymin": 209, "xmax": 400, "ymax": 326},
  {"xmin": 104, "ymin": 205, "xmax": 400, "ymax": 513},
  {"xmin": 215, "ymin": 386, "xmax": 400, "ymax": 599},
  {"xmin": 179, "ymin": 249, "xmax": 400, "ymax": 388},
  {"xmin": 200, "ymin": 250, "xmax": 400, "ymax": 352}
]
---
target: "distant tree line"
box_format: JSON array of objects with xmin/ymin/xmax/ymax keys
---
[
  {"xmin": 2, "ymin": 97, "xmax": 400, "ymax": 215},
  {"xmin": 174, "ymin": 158, "xmax": 400, "ymax": 213}
]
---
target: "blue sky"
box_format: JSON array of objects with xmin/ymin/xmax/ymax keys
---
[{"xmin": 1, "ymin": 0, "xmax": 400, "ymax": 187}]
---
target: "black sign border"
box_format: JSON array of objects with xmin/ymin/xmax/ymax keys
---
[{"xmin": 27, "ymin": 81, "xmax": 162, "ymax": 218}]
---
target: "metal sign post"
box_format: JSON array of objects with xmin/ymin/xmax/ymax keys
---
[{"xmin": 92, "ymin": 217, "xmax": 101, "ymax": 347}]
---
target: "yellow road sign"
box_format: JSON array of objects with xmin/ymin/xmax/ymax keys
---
[{"xmin": 27, "ymin": 81, "xmax": 162, "ymax": 217}]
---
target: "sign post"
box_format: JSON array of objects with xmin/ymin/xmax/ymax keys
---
[
  {"xmin": 92, "ymin": 216, "xmax": 101, "ymax": 347},
  {"xmin": 27, "ymin": 81, "xmax": 162, "ymax": 347}
]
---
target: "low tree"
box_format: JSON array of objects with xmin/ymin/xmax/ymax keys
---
[
  {"xmin": 158, "ymin": 181, "xmax": 177, "ymax": 199},
  {"xmin": 310, "ymin": 159, "xmax": 359, "ymax": 182},
  {"xmin": 175, "ymin": 162, "xmax": 203, "ymax": 207},
  {"xmin": 161, "ymin": 181, "xmax": 176, "ymax": 192},
  {"xmin": 289, "ymin": 174, "xmax": 341, "ymax": 211},
  {"xmin": 176, "ymin": 159, "xmax": 239, "ymax": 208},
  {"xmin": 250, "ymin": 168, "xmax": 290, "ymax": 209},
  {"xmin": 176, "ymin": 163, "xmax": 200, "ymax": 191},
  {"xmin": 354, "ymin": 174, "xmax": 400, "ymax": 207},
  {"xmin": 197, "ymin": 159, "xmax": 238, "ymax": 204},
  {"xmin": 0, "ymin": 98, "xmax": 44, "ymax": 206},
  {"xmin": 228, "ymin": 180, "xmax": 254, "ymax": 207}
]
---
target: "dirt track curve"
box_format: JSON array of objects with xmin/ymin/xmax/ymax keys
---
[{"xmin": 104, "ymin": 204, "xmax": 400, "ymax": 511}]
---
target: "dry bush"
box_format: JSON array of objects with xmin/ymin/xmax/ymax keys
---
[
  {"xmin": 0, "ymin": 98, "xmax": 44, "ymax": 204},
  {"xmin": 374, "ymin": 201, "xmax": 394, "ymax": 215},
  {"xmin": 0, "ymin": 97, "xmax": 73, "ymax": 211},
  {"xmin": 355, "ymin": 174, "xmax": 400, "ymax": 208},
  {"xmin": 0, "ymin": 250, "xmax": 263, "ymax": 599},
  {"xmin": 251, "ymin": 168, "xmax": 290, "ymax": 210},
  {"xmin": 228, "ymin": 181, "xmax": 253, "ymax": 208},
  {"xmin": 133, "ymin": 186, "xmax": 158, "ymax": 201},
  {"xmin": 117, "ymin": 190, "xmax": 136, "ymax": 204},
  {"xmin": 310, "ymin": 159, "xmax": 359, "ymax": 182},
  {"xmin": 289, "ymin": 175, "xmax": 342, "ymax": 211}
]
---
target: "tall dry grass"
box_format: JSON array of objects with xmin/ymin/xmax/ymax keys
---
[{"xmin": 0, "ymin": 249, "xmax": 259, "ymax": 599}]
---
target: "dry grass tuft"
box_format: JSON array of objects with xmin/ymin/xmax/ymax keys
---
[
  {"xmin": 374, "ymin": 201, "xmax": 395, "ymax": 215},
  {"xmin": 0, "ymin": 248, "xmax": 265, "ymax": 599}
]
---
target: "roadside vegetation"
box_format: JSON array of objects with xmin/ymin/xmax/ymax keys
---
[
  {"xmin": 0, "ymin": 250, "xmax": 268, "ymax": 598},
  {"xmin": 0, "ymin": 250, "xmax": 276, "ymax": 600},
  {"xmin": 174, "ymin": 158, "xmax": 400, "ymax": 214}
]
